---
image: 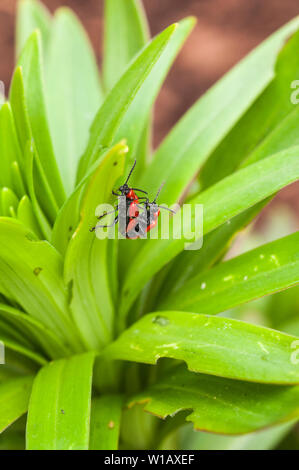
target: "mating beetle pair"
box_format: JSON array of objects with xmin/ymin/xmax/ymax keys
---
[{"xmin": 90, "ymin": 160, "xmax": 174, "ymax": 238}]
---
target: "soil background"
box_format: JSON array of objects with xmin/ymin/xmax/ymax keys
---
[{"xmin": 0, "ymin": 0, "xmax": 298, "ymax": 223}]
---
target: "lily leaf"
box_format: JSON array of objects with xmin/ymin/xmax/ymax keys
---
[
  {"xmin": 103, "ymin": 0, "xmax": 149, "ymax": 92},
  {"xmin": 200, "ymin": 28, "xmax": 299, "ymax": 190},
  {"xmin": 64, "ymin": 143, "xmax": 127, "ymax": 349},
  {"xmin": 26, "ymin": 353, "xmax": 95, "ymax": 450},
  {"xmin": 89, "ymin": 395, "xmax": 123, "ymax": 450},
  {"xmin": 0, "ymin": 103, "xmax": 23, "ymax": 190},
  {"xmin": 119, "ymin": 147, "xmax": 299, "ymax": 323},
  {"xmin": 15, "ymin": 31, "xmax": 66, "ymax": 207},
  {"xmin": 77, "ymin": 22, "xmax": 178, "ymax": 180},
  {"xmin": 0, "ymin": 376, "xmax": 34, "ymax": 433},
  {"xmin": 45, "ymin": 8, "xmax": 103, "ymax": 194},
  {"xmin": 106, "ymin": 311, "xmax": 299, "ymax": 384},
  {"xmin": 16, "ymin": 0, "xmax": 52, "ymax": 58},
  {"xmin": 129, "ymin": 365, "xmax": 299, "ymax": 435},
  {"xmin": 159, "ymin": 232, "xmax": 299, "ymax": 315},
  {"xmin": 0, "ymin": 218, "xmax": 82, "ymax": 351},
  {"xmin": 0, "ymin": 303, "xmax": 70, "ymax": 359},
  {"xmin": 17, "ymin": 195, "xmax": 43, "ymax": 238},
  {"xmin": 9, "ymin": 67, "xmax": 60, "ymax": 224},
  {"xmin": 141, "ymin": 17, "xmax": 299, "ymax": 205}
]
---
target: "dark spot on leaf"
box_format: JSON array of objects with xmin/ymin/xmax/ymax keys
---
[
  {"xmin": 69, "ymin": 226, "xmax": 73, "ymax": 232},
  {"xmin": 113, "ymin": 161, "xmax": 117, "ymax": 166},
  {"xmin": 152, "ymin": 315, "xmax": 169, "ymax": 326},
  {"xmin": 26, "ymin": 233, "xmax": 36, "ymax": 241},
  {"xmin": 33, "ymin": 267, "xmax": 42, "ymax": 276},
  {"xmin": 61, "ymin": 409, "xmax": 65, "ymax": 414}
]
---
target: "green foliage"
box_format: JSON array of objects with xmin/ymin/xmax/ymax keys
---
[{"xmin": 0, "ymin": 0, "xmax": 298, "ymax": 450}]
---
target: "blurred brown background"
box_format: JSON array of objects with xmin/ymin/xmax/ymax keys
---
[{"xmin": 0, "ymin": 0, "xmax": 298, "ymax": 224}]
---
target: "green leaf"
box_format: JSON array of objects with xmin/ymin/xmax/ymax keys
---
[
  {"xmin": 0, "ymin": 331, "xmax": 47, "ymax": 366},
  {"xmin": 64, "ymin": 143, "xmax": 127, "ymax": 349},
  {"xmin": 0, "ymin": 188, "xmax": 19, "ymax": 217},
  {"xmin": 200, "ymin": 28, "xmax": 299, "ymax": 190},
  {"xmin": 15, "ymin": 31, "xmax": 66, "ymax": 207},
  {"xmin": 0, "ymin": 103, "xmax": 23, "ymax": 189},
  {"xmin": 103, "ymin": 0, "xmax": 152, "ymax": 177},
  {"xmin": 16, "ymin": 0, "xmax": 52, "ymax": 58},
  {"xmin": 0, "ymin": 376, "xmax": 34, "ymax": 433},
  {"xmin": 141, "ymin": 17, "xmax": 299, "ymax": 205},
  {"xmin": 89, "ymin": 395, "xmax": 123, "ymax": 450},
  {"xmin": 0, "ymin": 217, "xmax": 82, "ymax": 351},
  {"xmin": 158, "ymin": 202, "xmax": 268, "ymax": 300},
  {"xmin": 159, "ymin": 232, "xmax": 299, "ymax": 315},
  {"xmin": 51, "ymin": 145, "xmax": 115, "ymax": 255},
  {"xmin": 26, "ymin": 353, "xmax": 95, "ymax": 450},
  {"xmin": 115, "ymin": 17, "xmax": 196, "ymax": 181},
  {"xmin": 103, "ymin": 0, "xmax": 149, "ymax": 92},
  {"xmin": 23, "ymin": 140, "xmax": 52, "ymax": 239},
  {"xmin": 17, "ymin": 195, "xmax": 43, "ymax": 238},
  {"xmin": 9, "ymin": 67, "xmax": 60, "ymax": 224},
  {"xmin": 0, "ymin": 302, "xmax": 70, "ymax": 359},
  {"xmin": 106, "ymin": 311, "xmax": 299, "ymax": 384},
  {"xmin": 45, "ymin": 8, "xmax": 103, "ymax": 194},
  {"xmin": 11, "ymin": 162, "xmax": 26, "ymax": 199},
  {"xmin": 129, "ymin": 365, "xmax": 299, "ymax": 435},
  {"xmin": 77, "ymin": 22, "xmax": 178, "ymax": 181},
  {"xmin": 119, "ymin": 147, "xmax": 299, "ymax": 323}
]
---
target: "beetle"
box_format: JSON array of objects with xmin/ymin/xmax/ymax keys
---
[
  {"xmin": 126, "ymin": 183, "xmax": 175, "ymax": 239},
  {"xmin": 90, "ymin": 160, "xmax": 147, "ymax": 232}
]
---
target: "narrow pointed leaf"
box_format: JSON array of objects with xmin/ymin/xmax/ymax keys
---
[
  {"xmin": 159, "ymin": 232, "xmax": 299, "ymax": 314},
  {"xmin": 45, "ymin": 8, "xmax": 103, "ymax": 194},
  {"xmin": 103, "ymin": 0, "xmax": 149, "ymax": 92},
  {"xmin": 11, "ymin": 162, "xmax": 26, "ymax": 199},
  {"xmin": 115, "ymin": 17, "xmax": 196, "ymax": 181},
  {"xmin": 158, "ymin": 202, "xmax": 268, "ymax": 299},
  {"xmin": 200, "ymin": 29, "xmax": 299, "ymax": 190},
  {"xmin": 16, "ymin": 0, "xmax": 52, "ymax": 57},
  {"xmin": 0, "ymin": 103, "xmax": 23, "ymax": 189},
  {"xmin": 15, "ymin": 31, "xmax": 66, "ymax": 206},
  {"xmin": 0, "ymin": 188, "xmax": 19, "ymax": 217},
  {"xmin": 103, "ymin": 0, "xmax": 151, "ymax": 176},
  {"xmin": 77, "ymin": 23, "xmax": 178, "ymax": 180},
  {"xmin": 26, "ymin": 353, "xmax": 95, "ymax": 450},
  {"xmin": 9, "ymin": 67, "xmax": 60, "ymax": 223},
  {"xmin": 141, "ymin": 17, "xmax": 299, "ymax": 205},
  {"xmin": 17, "ymin": 195, "xmax": 43, "ymax": 238},
  {"xmin": 23, "ymin": 141, "xmax": 52, "ymax": 239}
]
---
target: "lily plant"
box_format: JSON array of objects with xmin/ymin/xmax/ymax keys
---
[{"xmin": 0, "ymin": 0, "xmax": 299, "ymax": 450}]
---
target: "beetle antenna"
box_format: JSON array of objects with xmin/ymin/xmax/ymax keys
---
[
  {"xmin": 125, "ymin": 160, "xmax": 137, "ymax": 184},
  {"xmin": 159, "ymin": 205, "xmax": 176, "ymax": 214},
  {"xmin": 153, "ymin": 182, "xmax": 165, "ymax": 203},
  {"xmin": 131, "ymin": 187, "xmax": 148, "ymax": 194}
]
